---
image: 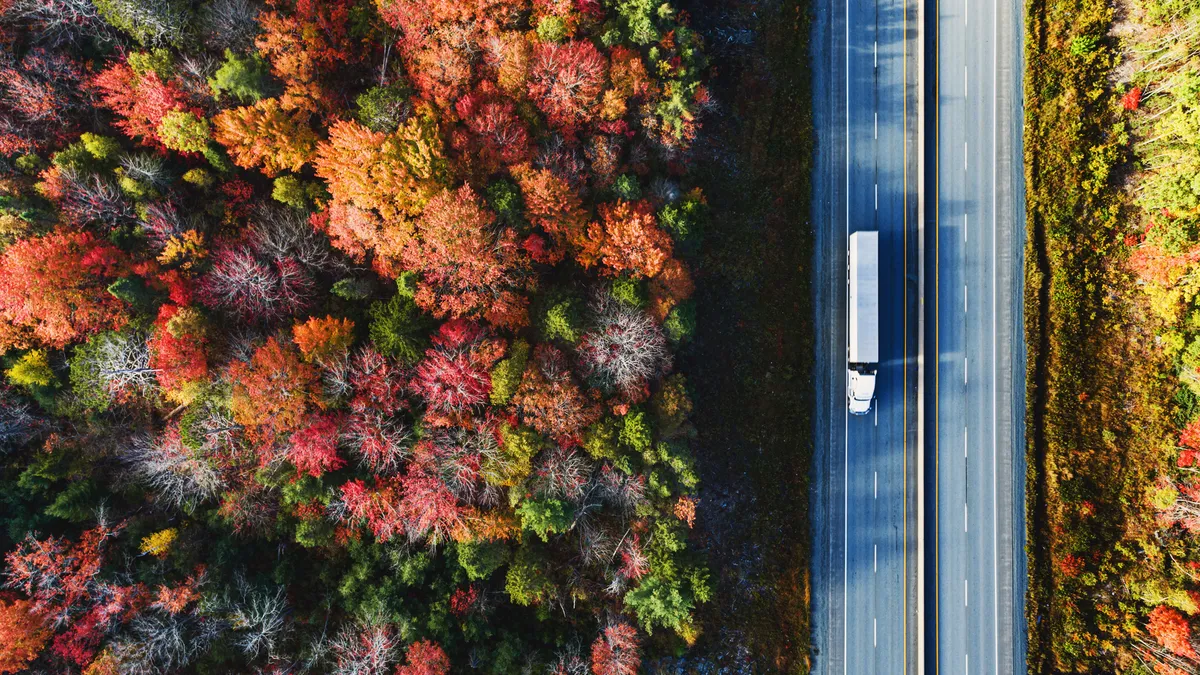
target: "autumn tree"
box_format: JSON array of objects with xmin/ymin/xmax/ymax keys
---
[
  {"xmin": 0, "ymin": 598, "xmax": 50, "ymax": 674},
  {"xmin": 197, "ymin": 221, "xmax": 320, "ymax": 322},
  {"xmin": 147, "ymin": 304, "xmax": 208, "ymax": 401},
  {"xmin": 0, "ymin": 230, "xmax": 130, "ymax": 351},
  {"xmin": 228, "ymin": 337, "xmax": 320, "ymax": 447},
  {"xmin": 453, "ymin": 91, "xmax": 532, "ymax": 174},
  {"xmin": 91, "ymin": 60, "xmax": 194, "ymax": 148},
  {"xmin": 512, "ymin": 164, "xmax": 601, "ymax": 266},
  {"xmin": 288, "ymin": 413, "xmax": 345, "ymax": 477},
  {"xmin": 596, "ymin": 200, "xmax": 674, "ymax": 279},
  {"xmin": 254, "ymin": 0, "xmax": 357, "ymax": 114},
  {"xmin": 1149, "ymin": 605, "xmax": 1199, "ymax": 660},
  {"xmin": 293, "ymin": 315, "xmax": 355, "ymax": 364},
  {"xmin": 528, "ymin": 40, "xmax": 607, "ymax": 134},
  {"xmin": 212, "ymin": 98, "xmax": 317, "ymax": 176},
  {"xmin": 395, "ymin": 640, "xmax": 450, "ymax": 675},
  {"xmin": 512, "ymin": 343, "xmax": 601, "ymax": 441},
  {"xmin": 314, "ymin": 114, "xmax": 449, "ymax": 276},
  {"xmin": 403, "ymin": 186, "xmax": 534, "ymax": 329},
  {"xmin": 590, "ymin": 622, "xmax": 640, "ymax": 675},
  {"xmin": 0, "ymin": 48, "xmax": 88, "ymax": 153},
  {"xmin": 411, "ymin": 320, "xmax": 505, "ymax": 423}
]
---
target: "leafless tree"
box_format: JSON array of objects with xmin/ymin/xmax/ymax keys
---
[
  {"xmin": 2, "ymin": 0, "xmax": 117, "ymax": 47},
  {"xmin": 200, "ymin": 0, "xmax": 261, "ymax": 53},
  {"xmin": 328, "ymin": 620, "xmax": 399, "ymax": 675},
  {"xmin": 596, "ymin": 465, "xmax": 647, "ymax": 514},
  {"xmin": 94, "ymin": 0, "xmax": 191, "ymax": 47},
  {"xmin": 222, "ymin": 576, "xmax": 290, "ymax": 660},
  {"xmin": 578, "ymin": 294, "xmax": 672, "ymax": 397},
  {"xmin": 58, "ymin": 171, "xmax": 137, "ymax": 229},
  {"xmin": 73, "ymin": 331, "xmax": 159, "ymax": 402},
  {"xmin": 122, "ymin": 429, "xmax": 225, "ymax": 512},
  {"xmin": 121, "ymin": 153, "xmax": 171, "ymax": 189},
  {"xmin": 535, "ymin": 447, "xmax": 592, "ymax": 502},
  {"xmin": 199, "ymin": 244, "xmax": 316, "ymax": 322},
  {"xmin": 254, "ymin": 206, "xmax": 345, "ymax": 273},
  {"xmin": 546, "ymin": 641, "xmax": 588, "ymax": 675},
  {"xmin": 0, "ymin": 391, "xmax": 41, "ymax": 452},
  {"xmin": 111, "ymin": 612, "xmax": 220, "ymax": 675}
]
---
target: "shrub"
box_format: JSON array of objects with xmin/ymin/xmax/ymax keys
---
[{"xmin": 209, "ymin": 49, "xmax": 269, "ymax": 103}]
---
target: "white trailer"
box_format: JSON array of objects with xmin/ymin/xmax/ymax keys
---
[{"xmin": 848, "ymin": 231, "xmax": 879, "ymax": 415}]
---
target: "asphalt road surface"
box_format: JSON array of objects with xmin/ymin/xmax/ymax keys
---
[
  {"xmin": 924, "ymin": 0, "xmax": 1027, "ymax": 667},
  {"xmin": 811, "ymin": 0, "xmax": 921, "ymax": 666}
]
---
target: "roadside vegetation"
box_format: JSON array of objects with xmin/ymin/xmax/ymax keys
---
[
  {"xmin": 1025, "ymin": 0, "xmax": 1200, "ymax": 669},
  {"xmin": 0, "ymin": 0, "xmax": 719, "ymax": 671}
]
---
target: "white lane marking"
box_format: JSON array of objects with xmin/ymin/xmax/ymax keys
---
[
  {"xmin": 965, "ymin": 142, "xmax": 969, "ymax": 170},
  {"xmin": 875, "ymin": 112, "xmax": 878, "ymax": 139},
  {"xmin": 874, "ymin": 404, "xmax": 878, "ymax": 426},
  {"xmin": 965, "ymin": 66, "xmax": 969, "ymax": 98},
  {"xmin": 993, "ymin": 0, "xmax": 1002, "ymax": 665},
  {"xmin": 874, "ymin": 544, "xmax": 878, "ymax": 572},
  {"xmin": 964, "ymin": 212, "xmax": 968, "ymax": 242},
  {"xmin": 966, "ymin": 654, "xmax": 969, "ymax": 674},
  {"xmin": 873, "ymin": 618, "xmax": 877, "ymax": 647},
  {"xmin": 964, "ymin": 284, "xmax": 968, "ymax": 313},
  {"xmin": 965, "ymin": 357, "xmax": 969, "ymax": 384},
  {"xmin": 874, "ymin": 471, "xmax": 878, "ymax": 499},
  {"xmin": 841, "ymin": 0, "xmax": 848, "ymax": 668},
  {"xmin": 965, "ymin": 503, "xmax": 969, "ymax": 532},
  {"xmin": 874, "ymin": 42, "xmax": 877, "ymax": 68},
  {"xmin": 965, "ymin": 579, "xmax": 969, "ymax": 606},
  {"xmin": 965, "ymin": 0, "xmax": 969, "ymax": 24},
  {"xmin": 965, "ymin": 427, "xmax": 968, "ymax": 458},
  {"xmin": 875, "ymin": 183, "xmax": 878, "ymax": 210}
]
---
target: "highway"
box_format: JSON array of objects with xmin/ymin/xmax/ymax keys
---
[
  {"xmin": 925, "ymin": 0, "xmax": 1026, "ymax": 666},
  {"xmin": 811, "ymin": 0, "xmax": 921, "ymax": 666},
  {"xmin": 812, "ymin": 0, "xmax": 1026, "ymax": 665}
]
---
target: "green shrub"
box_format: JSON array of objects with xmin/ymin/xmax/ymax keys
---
[
  {"xmin": 536, "ymin": 15, "xmax": 568, "ymax": 42},
  {"xmin": 272, "ymin": 175, "xmax": 308, "ymax": 209},
  {"xmin": 486, "ymin": 179, "xmax": 525, "ymax": 228},
  {"xmin": 6, "ymin": 350, "xmax": 54, "ymax": 389},
  {"xmin": 368, "ymin": 280, "xmax": 429, "ymax": 364},
  {"xmin": 127, "ymin": 48, "xmax": 175, "ymax": 77},
  {"xmin": 209, "ymin": 49, "xmax": 269, "ymax": 103},
  {"xmin": 611, "ymin": 276, "xmax": 647, "ymax": 307},
  {"xmin": 515, "ymin": 498, "xmax": 572, "ymax": 542},
  {"xmin": 456, "ymin": 540, "xmax": 510, "ymax": 580},
  {"xmin": 663, "ymin": 300, "xmax": 696, "ymax": 343},
  {"xmin": 489, "ymin": 340, "xmax": 530, "ymax": 405},
  {"xmin": 613, "ymin": 174, "xmax": 642, "ymax": 200},
  {"xmin": 331, "ymin": 277, "xmax": 375, "ymax": 301},
  {"xmin": 619, "ymin": 410, "xmax": 654, "ymax": 454},
  {"xmin": 355, "ymin": 82, "xmax": 411, "ymax": 132},
  {"xmin": 157, "ymin": 111, "xmax": 211, "ymax": 153},
  {"xmin": 583, "ymin": 418, "xmax": 620, "ymax": 460},
  {"xmin": 536, "ymin": 291, "xmax": 583, "ymax": 343}
]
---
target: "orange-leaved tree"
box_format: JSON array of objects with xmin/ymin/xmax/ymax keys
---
[
  {"xmin": 212, "ymin": 98, "xmax": 318, "ymax": 177},
  {"xmin": 228, "ymin": 337, "xmax": 320, "ymax": 448},
  {"xmin": 314, "ymin": 113, "xmax": 449, "ymax": 275},
  {"xmin": 403, "ymin": 186, "xmax": 534, "ymax": 329}
]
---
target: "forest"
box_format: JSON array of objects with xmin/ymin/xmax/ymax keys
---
[
  {"xmin": 1024, "ymin": 0, "xmax": 1200, "ymax": 669},
  {"xmin": 0, "ymin": 0, "xmax": 719, "ymax": 672}
]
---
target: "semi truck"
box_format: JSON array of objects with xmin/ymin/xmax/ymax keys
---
[{"xmin": 848, "ymin": 231, "xmax": 878, "ymax": 415}]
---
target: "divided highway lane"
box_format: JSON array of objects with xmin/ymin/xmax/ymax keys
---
[
  {"xmin": 928, "ymin": 0, "xmax": 1025, "ymax": 665},
  {"xmin": 811, "ymin": 0, "xmax": 919, "ymax": 664}
]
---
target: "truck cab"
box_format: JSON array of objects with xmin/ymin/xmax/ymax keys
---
[{"xmin": 847, "ymin": 231, "xmax": 878, "ymax": 415}]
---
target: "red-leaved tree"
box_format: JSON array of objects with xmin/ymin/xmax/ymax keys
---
[
  {"xmin": 512, "ymin": 344, "xmax": 601, "ymax": 442},
  {"xmin": 1149, "ymin": 605, "xmax": 1199, "ymax": 660},
  {"xmin": 394, "ymin": 640, "xmax": 451, "ymax": 675},
  {"xmin": 0, "ymin": 230, "xmax": 130, "ymax": 351},
  {"xmin": 91, "ymin": 60, "xmax": 194, "ymax": 148},
  {"xmin": 590, "ymin": 621, "xmax": 641, "ymax": 675},
  {"xmin": 288, "ymin": 413, "xmax": 345, "ymax": 477},
  {"xmin": 528, "ymin": 40, "xmax": 608, "ymax": 135}
]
